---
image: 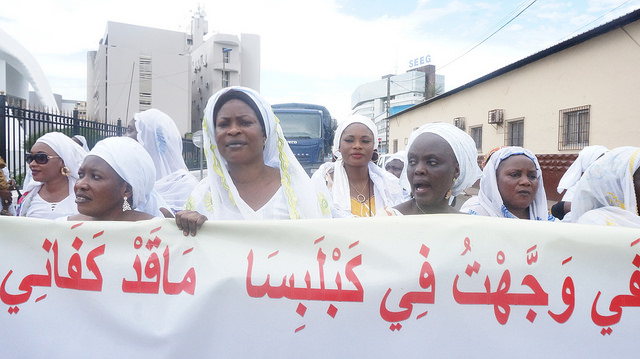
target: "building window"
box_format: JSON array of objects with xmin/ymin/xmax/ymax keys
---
[
  {"xmin": 223, "ymin": 48, "xmax": 231, "ymax": 63},
  {"xmin": 139, "ymin": 55, "xmax": 152, "ymax": 110},
  {"xmin": 222, "ymin": 71, "xmax": 230, "ymax": 88},
  {"xmin": 393, "ymin": 139, "xmax": 398, "ymax": 153},
  {"xmin": 470, "ymin": 126, "xmax": 482, "ymax": 151},
  {"xmin": 505, "ymin": 118, "xmax": 524, "ymax": 147},
  {"xmin": 558, "ymin": 105, "xmax": 590, "ymax": 150}
]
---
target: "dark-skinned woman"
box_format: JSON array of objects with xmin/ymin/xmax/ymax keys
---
[
  {"xmin": 388, "ymin": 122, "xmax": 482, "ymax": 215},
  {"xmin": 312, "ymin": 115, "xmax": 404, "ymax": 217},
  {"xmin": 175, "ymin": 87, "xmax": 331, "ymax": 236}
]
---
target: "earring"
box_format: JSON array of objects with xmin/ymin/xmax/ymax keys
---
[
  {"xmin": 60, "ymin": 166, "xmax": 70, "ymax": 176},
  {"xmin": 444, "ymin": 177, "xmax": 457, "ymax": 200},
  {"xmin": 122, "ymin": 196, "xmax": 132, "ymax": 212}
]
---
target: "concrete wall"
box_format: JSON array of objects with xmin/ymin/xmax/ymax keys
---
[{"xmin": 389, "ymin": 20, "xmax": 640, "ymax": 155}]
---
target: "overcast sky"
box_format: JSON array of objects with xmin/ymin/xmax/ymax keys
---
[{"xmin": 2, "ymin": 0, "xmax": 639, "ymax": 120}]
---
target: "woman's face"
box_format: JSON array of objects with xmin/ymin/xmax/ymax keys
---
[
  {"xmin": 75, "ymin": 155, "xmax": 129, "ymax": 220},
  {"xmin": 385, "ymin": 159, "xmax": 404, "ymax": 178},
  {"xmin": 214, "ymin": 99, "xmax": 266, "ymax": 165},
  {"xmin": 496, "ymin": 154, "xmax": 539, "ymax": 214},
  {"xmin": 407, "ymin": 133, "xmax": 459, "ymax": 208},
  {"xmin": 338, "ymin": 123, "xmax": 375, "ymax": 168},
  {"xmin": 28, "ymin": 142, "xmax": 65, "ymax": 183},
  {"xmin": 125, "ymin": 119, "xmax": 138, "ymax": 140}
]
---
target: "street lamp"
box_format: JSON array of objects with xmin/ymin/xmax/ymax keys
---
[{"xmin": 222, "ymin": 47, "xmax": 232, "ymax": 88}]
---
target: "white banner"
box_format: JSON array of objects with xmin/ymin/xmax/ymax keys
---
[{"xmin": 1, "ymin": 215, "xmax": 639, "ymax": 358}]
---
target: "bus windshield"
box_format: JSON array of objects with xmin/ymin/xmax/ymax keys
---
[{"xmin": 275, "ymin": 111, "xmax": 322, "ymax": 139}]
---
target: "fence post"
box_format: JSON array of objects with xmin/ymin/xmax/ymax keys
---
[
  {"xmin": 117, "ymin": 119, "xmax": 122, "ymax": 136},
  {"xmin": 0, "ymin": 92, "xmax": 6, "ymax": 161},
  {"xmin": 73, "ymin": 109, "xmax": 79, "ymax": 135}
]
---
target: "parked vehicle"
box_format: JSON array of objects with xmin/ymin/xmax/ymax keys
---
[{"xmin": 272, "ymin": 103, "xmax": 336, "ymax": 175}]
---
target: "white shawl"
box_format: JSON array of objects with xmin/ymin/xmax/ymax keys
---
[
  {"xmin": 185, "ymin": 86, "xmax": 331, "ymax": 220},
  {"xmin": 571, "ymin": 146, "xmax": 640, "ymax": 225},
  {"xmin": 133, "ymin": 108, "xmax": 198, "ymax": 209},
  {"xmin": 312, "ymin": 115, "xmax": 403, "ymax": 217},
  {"xmin": 464, "ymin": 146, "xmax": 554, "ymax": 221},
  {"xmin": 19, "ymin": 132, "xmax": 86, "ymax": 217},
  {"xmin": 557, "ymin": 145, "xmax": 608, "ymax": 201}
]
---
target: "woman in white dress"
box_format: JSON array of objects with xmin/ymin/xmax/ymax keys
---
[
  {"xmin": 569, "ymin": 146, "xmax": 640, "ymax": 227},
  {"xmin": 126, "ymin": 108, "xmax": 198, "ymax": 213},
  {"xmin": 68, "ymin": 136, "xmax": 165, "ymax": 221},
  {"xmin": 463, "ymin": 146, "xmax": 555, "ymax": 221},
  {"xmin": 176, "ymin": 87, "xmax": 331, "ymax": 235},
  {"xmin": 311, "ymin": 115, "xmax": 404, "ymax": 217},
  {"xmin": 390, "ymin": 123, "xmax": 482, "ymax": 215},
  {"xmin": 18, "ymin": 132, "xmax": 86, "ymax": 219}
]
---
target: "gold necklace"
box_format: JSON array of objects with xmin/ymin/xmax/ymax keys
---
[
  {"xmin": 350, "ymin": 179, "xmax": 369, "ymax": 203},
  {"xmin": 415, "ymin": 200, "xmax": 428, "ymax": 214}
]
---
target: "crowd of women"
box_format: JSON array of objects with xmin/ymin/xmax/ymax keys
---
[{"xmin": 7, "ymin": 86, "xmax": 640, "ymax": 231}]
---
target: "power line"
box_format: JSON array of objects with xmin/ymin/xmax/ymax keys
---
[
  {"xmin": 439, "ymin": 0, "xmax": 538, "ymax": 71},
  {"xmin": 554, "ymin": 0, "xmax": 638, "ymax": 43}
]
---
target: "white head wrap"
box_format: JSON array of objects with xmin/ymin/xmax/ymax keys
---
[
  {"xmin": 556, "ymin": 145, "xmax": 609, "ymax": 200},
  {"xmin": 399, "ymin": 122, "xmax": 483, "ymax": 200},
  {"xmin": 466, "ymin": 146, "xmax": 553, "ymax": 221},
  {"xmin": 88, "ymin": 137, "xmax": 164, "ymax": 217},
  {"xmin": 133, "ymin": 109, "xmax": 198, "ymax": 210},
  {"xmin": 315, "ymin": 115, "xmax": 403, "ymax": 217},
  {"xmin": 186, "ymin": 86, "xmax": 331, "ymax": 220},
  {"xmin": 387, "ymin": 150, "xmax": 406, "ymax": 165},
  {"xmin": 19, "ymin": 132, "xmax": 87, "ymax": 216},
  {"xmin": 133, "ymin": 109, "xmax": 187, "ymax": 179},
  {"xmin": 33, "ymin": 132, "xmax": 87, "ymax": 183},
  {"xmin": 332, "ymin": 114, "xmax": 379, "ymax": 158},
  {"xmin": 570, "ymin": 146, "xmax": 640, "ymax": 221},
  {"xmin": 72, "ymin": 135, "xmax": 90, "ymax": 152}
]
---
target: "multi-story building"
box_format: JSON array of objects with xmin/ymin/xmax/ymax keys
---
[
  {"xmin": 351, "ymin": 65, "xmax": 444, "ymax": 153},
  {"xmin": 388, "ymin": 8, "xmax": 640, "ymax": 200},
  {"xmin": 87, "ymin": 21, "xmax": 191, "ymax": 133},
  {"xmin": 189, "ymin": 10, "xmax": 260, "ymax": 131},
  {"xmin": 87, "ymin": 9, "xmax": 260, "ymax": 136}
]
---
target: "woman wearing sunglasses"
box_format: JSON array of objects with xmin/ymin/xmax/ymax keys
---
[{"xmin": 17, "ymin": 132, "xmax": 86, "ymax": 219}]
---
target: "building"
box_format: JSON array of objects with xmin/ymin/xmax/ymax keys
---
[
  {"xmin": 189, "ymin": 9, "xmax": 260, "ymax": 131},
  {"xmin": 351, "ymin": 65, "xmax": 444, "ymax": 153},
  {"xmin": 0, "ymin": 28, "xmax": 57, "ymax": 110},
  {"xmin": 87, "ymin": 10, "xmax": 260, "ymax": 136},
  {"xmin": 87, "ymin": 21, "xmax": 190, "ymax": 132},
  {"xmin": 387, "ymin": 8, "xmax": 640, "ymax": 199}
]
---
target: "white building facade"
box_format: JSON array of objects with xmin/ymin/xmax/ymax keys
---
[
  {"xmin": 189, "ymin": 11, "xmax": 260, "ymax": 130},
  {"xmin": 351, "ymin": 65, "xmax": 444, "ymax": 153},
  {"xmin": 87, "ymin": 12, "xmax": 260, "ymax": 136}
]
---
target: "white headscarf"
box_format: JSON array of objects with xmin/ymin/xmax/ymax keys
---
[
  {"xmin": 72, "ymin": 135, "xmax": 90, "ymax": 152},
  {"xmin": 133, "ymin": 108, "xmax": 198, "ymax": 210},
  {"xmin": 185, "ymin": 86, "xmax": 331, "ymax": 220},
  {"xmin": 399, "ymin": 122, "xmax": 483, "ymax": 201},
  {"xmin": 388, "ymin": 150, "xmax": 406, "ymax": 165},
  {"xmin": 314, "ymin": 115, "xmax": 403, "ymax": 217},
  {"xmin": 88, "ymin": 137, "xmax": 164, "ymax": 217},
  {"xmin": 465, "ymin": 146, "xmax": 554, "ymax": 221},
  {"xmin": 19, "ymin": 132, "xmax": 87, "ymax": 216},
  {"xmin": 557, "ymin": 145, "xmax": 608, "ymax": 201},
  {"xmin": 570, "ymin": 147, "xmax": 640, "ymax": 223},
  {"xmin": 134, "ymin": 109, "xmax": 186, "ymax": 179}
]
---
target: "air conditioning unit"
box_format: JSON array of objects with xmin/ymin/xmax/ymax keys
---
[
  {"xmin": 488, "ymin": 109, "xmax": 504, "ymax": 124},
  {"xmin": 453, "ymin": 117, "xmax": 466, "ymax": 130}
]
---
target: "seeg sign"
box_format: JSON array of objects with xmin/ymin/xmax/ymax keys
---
[{"xmin": 409, "ymin": 55, "xmax": 431, "ymax": 68}]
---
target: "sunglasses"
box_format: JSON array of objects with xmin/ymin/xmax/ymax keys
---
[{"xmin": 26, "ymin": 153, "xmax": 61, "ymax": 164}]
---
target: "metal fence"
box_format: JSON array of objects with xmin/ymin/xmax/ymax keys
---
[{"xmin": 1, "ymin": 94, "xmax": 203, "ymax": 188}]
